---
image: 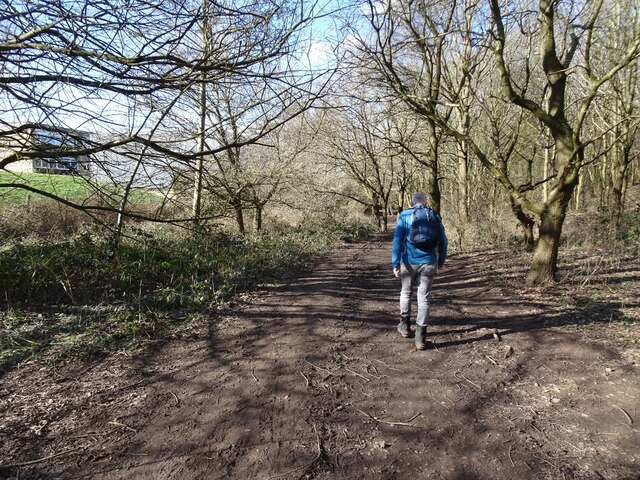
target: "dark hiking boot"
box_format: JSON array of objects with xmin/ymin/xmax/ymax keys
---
[
  {"xmin": 397, "ymin": 318, "xmax": 411, "ymax": 338},
  {"xmin": 415, "ymin": 326, "xmax": 428, "ymax": 350}
]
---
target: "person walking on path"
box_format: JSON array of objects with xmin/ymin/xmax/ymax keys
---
[{"xmin": 392, "ymin": 193, "xmax": 448, "ymax": 350}]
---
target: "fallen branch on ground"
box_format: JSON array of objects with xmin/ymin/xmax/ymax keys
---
[
  {"xmin": 613, "ymin": 405, "xmax": 633, "ymax": 425},
  {"xmin": 485, "ymin": 354, "xmax": 499, "ymax": 365},
  {"xmin": 304, "ymin": 358, "xmax": 336, "ymax": 376},
  {"xmin": 107, "ymin": 420, "xmax": 137, "ymax": 433},
  {"xmin": 345, "ymin": 367, "xmax": 370, "ymax": 381},
  {"xmin": 455, "ymin": 372, "xmax": 482, "ymax": 390},
  {"xmin": 348, "ymin": 403, "xmax": 421, "ymax": 427},
  {"xmin": 0, "ymin": 447, "xmax": 84, "ymax": 468},
  {"xmin": 372, "ymin": 358, "xmax": 403, "ymax": 372}
]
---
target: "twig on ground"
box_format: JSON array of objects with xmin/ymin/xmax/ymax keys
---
[
  {"xmin": 169, "ymin": 391, "xmax": 179, "ymax": 406},
  {"xmin": 613, "ymin": 405, "xmax": 633, "ymax": 425},
  {"xmin": 508, "ymin": 443, "xmax": 515, "ymax": 467},
  {"xmin": 251, "ymin": 367, "xmax": 259, "ymax": 382},
  {"xmin": 529, "ymin": 422, "xmax": 550, "ymax": 441},
  {"xmin": 429, "ymin": 392, "xmax": 451, "ymax": 410},
  {"xmin": 345, "ymin": 367, "xmax": 370, "ymax": 381},
  {"xmin": 300, "ymin": 371, "xmax": 310, "ymax": 387},
  {"xmin": 349, "ymin": 403, "xmax": 421, "ymax": 427},
  {"xmin": 362, "ymin": 364, "xmax": 381, "ymax": 378},
  {"xmin": 443, "ymin": 394, "xmax": 457, "ymax": 407},
  {"xmin": 548, "ymin": 422, "xmax": 574, "ymax": 435},
  {"xmin": 455, "ymin": 372, "xmax": 482, "ymax": 391},
  {"xmin": 108, "ymin": 421, "xmax": 137, "ymax": 433},
  {"xmin": 532, "ymin": 454, "xmax": 557, "ymax": 469},
  {"xmin": 0, "ymin": 447, "xmax": 83, "ymax": 468},
  {"xmin": 304, "ymin": 358, "xmax": 336, "ymax": 376},
  {"xmin": 580, "ymin": 256, "xmax": 604, "ymax": 287},
  {"xmin": 372, "ymin": 358, "xmax": 403, "ymax": 372},
  {"xmin": 485, "ymin": 355, "xmax": 499, "ymax": 366},
  {"xmin": 313, "ymin": 423, "xmax": 322, "ymax": 459},
  {"xmin": 69, "ymin": 432, "xmax": 110, "ymax": 439},
  {"xmin": 558, "ymin": 438, "xmax": 582, "ymax": 453}
]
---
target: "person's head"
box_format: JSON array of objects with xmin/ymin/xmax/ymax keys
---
[{"xmin": 410, "ymin": 192, "xmax": 426, "ymax": 206}]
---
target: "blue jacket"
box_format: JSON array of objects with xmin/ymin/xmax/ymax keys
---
[{"xmin": 392, "ymin": 206, "xmax": 448, "ymax": 269}]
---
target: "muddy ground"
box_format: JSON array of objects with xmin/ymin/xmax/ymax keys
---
[{"xmin": 1, "ymin": 234, "xmax": 639, "ymax": 479}]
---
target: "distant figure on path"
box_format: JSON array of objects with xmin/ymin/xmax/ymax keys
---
[{"xmin": 391, "ymin": 193, "xmax": 448, "ymax": 350}]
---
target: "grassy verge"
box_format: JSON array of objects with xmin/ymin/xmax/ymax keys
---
[
  {"xmin": 0, "ymin": 171, "xmax": 159, "ymax": 205},
  {"xmin": 0, "ymin": 217, "xmax": 373, "ymax": 370}
]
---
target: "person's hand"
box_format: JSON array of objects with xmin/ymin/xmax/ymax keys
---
[{"xmin": 393, "ymin": 267, "xmax": 401, "ymax": 278}]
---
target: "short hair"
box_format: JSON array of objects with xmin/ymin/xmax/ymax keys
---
[{"xmin": 410, "ymin": 193, "xmax": 426, "ymax": 206}]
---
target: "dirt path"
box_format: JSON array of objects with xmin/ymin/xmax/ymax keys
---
[{"xmin": 1, "ymin": 235, "xmax": 639, "ymax": 479}]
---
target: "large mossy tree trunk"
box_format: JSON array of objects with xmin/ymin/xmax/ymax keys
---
[
  {"xmin": 490, "ymin": 0, "xmax": 589, "ymax": 286},
  {"xmin": 526, "ymin": 193, "xmax": 570, "ymax": 285},
  {"xmin": 526, "ymin": 136, "xmax": 579, "ymax": 285}
]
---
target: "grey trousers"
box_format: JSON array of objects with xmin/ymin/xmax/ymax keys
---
[{"xmin": 400, "ymin": 262, "xmax": 437, "ymax": 327}]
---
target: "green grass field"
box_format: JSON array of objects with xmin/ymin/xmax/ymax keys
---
[
  {"xmin": 0, "ymin": 171, "xmax": 160, "ymax": 205},
  {"xmin": 0, "ymin": 171, "xmax": 93, "ymax": 201}
]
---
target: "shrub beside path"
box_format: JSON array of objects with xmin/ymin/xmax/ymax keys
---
[{"xmin": 1, "ymin": 234, "xmax": 639, "ymax": 479}]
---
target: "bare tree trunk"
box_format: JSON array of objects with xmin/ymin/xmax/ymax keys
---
[
  {"xmin": 457, "ymin": 139, "xmax": 469, "ymax": 220},
  {"xmin": 192, "ymin": 82, "xmax": 206, "ymax": 222},
  {"xmin": 426, "ymin": 119, "xmax": 441, "ymax": 213},
  {"xmin": 574, "ymin": 172, "xmax": 584, "ymax": 211},
  {"xmin": 612, "ymin": 145, "xmax": 632, "ymax": 230},
  {"xmin": 116, "ymin": 154, "xmax": 143, "ymax": 244},
  {"xmin": 510, "ymin": 199, "xmax": 535, "ymax": 248},
  {"xmin": 253, "ymin": 204, "xmax": 263, "ymax": 232},
  {"xmin": 373, "ymin": 202, "xmax": 384, "ymax": 232},
  {"xmin": 192, "ymin": 0, "xmax": 209, "ymax": 224},
  {"xmin": 489, "ymin": 181, "xmax": 497, "ymax": 220},
  {"xmin": 231, "ymin": 196, "xmax": 245, "ymax": 234},
  {"xmin": 601, "ymin": 136, "xmax": 611, "ymax": 210},
  {"xmin": 397, "ymin": 189, "xmax": 406, "ymax": 212},
  {"xmin": 610, "ymin": 90, "xmax": 635, "ymax": 231}
]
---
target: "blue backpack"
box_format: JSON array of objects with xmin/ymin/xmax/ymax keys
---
[{"xmin": 408, "ymin": 206, "xmax": 441, "ymax": 250}]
